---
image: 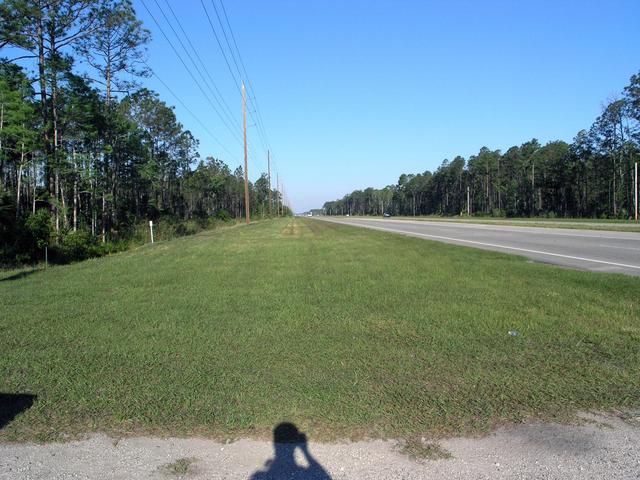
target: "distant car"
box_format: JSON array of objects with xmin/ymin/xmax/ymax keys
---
[
  {"xmin": 383, "ymin": 213, "xmax": 391, "ymax": 217},
  {"xmin": 307, "ymin": 213, "xmax": 312, "ymax": 217},
  {"xmin": 345, "ymin": 214, "xmax": 350, "ymax": 217}
]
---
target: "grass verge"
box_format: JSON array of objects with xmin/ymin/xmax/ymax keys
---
[{"xmin": 1, "ymin": 218, "xmax": 639, "ymax": 442}]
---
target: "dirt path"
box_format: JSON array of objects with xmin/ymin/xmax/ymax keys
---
[{"xmin": 1, "ymin": 413, "xmax": 639, "ymax": 479}]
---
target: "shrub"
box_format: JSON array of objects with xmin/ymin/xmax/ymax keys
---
[
  {"xmin": 57, "ymin": 230, "xmax": 98, "ymax": 262},
  {"xmin": 175, "ymin": 222, "xmax": 197, "ymax": 237},
  {"xmin": 21, "ymin": 209, "xmax": 52, "ymax": 259},
  {"xmin": 216, "ymin": 209, "xmax": 231, "ymax": 222},
  {"xmin": 100, "ymin": 240, "xmax": 130, "ymax": 255}
]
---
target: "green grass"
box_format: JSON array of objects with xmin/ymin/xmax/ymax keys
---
[
  {"xmin": 1, "ymin": 218, "xmax": 639, "ymax": 442},
  {"xmin": 163, "ymin": 457, "xmax": 196, "ymax": 476},
  {"xmin": 375, "ymin": 215, "xmax": 640, "ymax": 232},
  {"xmin": 397, "ymin": 438, "xmax": 452, "ymax": 461}
]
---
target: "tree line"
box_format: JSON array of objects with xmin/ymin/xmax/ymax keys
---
[
  {"xmin": 323, "ymin": 71, "xmax": 640, "ymax": 219},
  {"xmin": 0, "ymin": 0, "xmax": 287, "ymax": 264}
]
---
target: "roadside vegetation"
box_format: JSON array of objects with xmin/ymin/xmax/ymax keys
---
[
  {"xmin": 322, "ymin": 71, "xmax": 640, "ymax": 221},
  {"xmin": 0, "ymin": 1, "xmax": 290, "ymax": 267},
  {"xmin": 2, "ymin": 218, "xmax": 639, "ymax": 442},
  {"xmin": 1, "ymin": 209, "xmax": 241, "ymax": 266}
]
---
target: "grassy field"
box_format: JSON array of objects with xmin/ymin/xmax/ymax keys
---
[
  {"xmin": 1, "ymin": 218, "xmax": 639, "ymax": 442},
  {"xmin": 376, "ymin": 215, "xmax": 640, "ymax": 232}
]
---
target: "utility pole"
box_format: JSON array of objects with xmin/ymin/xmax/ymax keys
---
[
  {"xmin": 242, "ymin": 83, "xmax": 250, "ymax": 225},
  {"xmin": 268, "ymin": 150, "xmax": 272, "ymax": 216},
  {"xmin": 467, "ymin": 185, "xmax": 470, "ymax": 215}
]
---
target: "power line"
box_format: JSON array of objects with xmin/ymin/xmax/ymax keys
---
[
  {"xmin": 210, "ymin": 0, "xmax": 243, "ymax": 82},
  {"xmin": 146, "ymin": 65, "xmax": 237, "ymax": 161},
  {"xmin": 199, "ymin": 0, "xmax": 242, "ymax": 93},
  {"xmin": 195, "ymin": 0, "xmax": 278, "ymax": 188},
  {"xmin": 197, "ymin": 0, "xmax": 271, "ymax": 178},
  {"xmin": 218, "ymin": 0, "xmax": 271, "ymax": 149},
  {"xmin": 147, "ymin": 0, "xmax": 242, "ymax": 144},
  {"xmin": 203, "ymin": 0, "xmax": 272, "ymax": 163},
  {"xmin": 217, "ymin": 0, "xmax": 271, "ymax": 158},
  {"xmin": 142, "ymin": 1, "xmax": 267, "ymax": 184},
  {"xmin": 146, "ymin": 66, "xmax": 266, "ymax": 181},
  {"xmin": 159, "ymin": 0, "xmax": 239, "ymax": 133}
]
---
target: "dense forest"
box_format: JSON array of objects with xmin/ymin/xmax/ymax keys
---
[
  {"xmin": 323, "ymin": 72, "xmax": 640, "ymax": 219},
  {"xmin": 0, "ymin": 0, "xmax": 287, "ymax": 265}
]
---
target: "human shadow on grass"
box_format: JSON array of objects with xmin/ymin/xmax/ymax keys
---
[
  {"xmin": 0, "ymin": 393, "xmax": 36, "ymax": 429},
  {"xmin": 249, "ymin": 423, "xmax": 332, "ymax": 480}
]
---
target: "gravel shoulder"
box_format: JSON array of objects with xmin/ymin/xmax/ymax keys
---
[{"xmin": 2, "ymin": 413, "xmax": 639, "ymax": 479}]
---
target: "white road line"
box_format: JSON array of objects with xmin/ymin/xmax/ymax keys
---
[
  {"xmin": 357, "ymin": 218, "xmax": 640, "ymax": 241},
  {"xmin": 333, "ymin": 221, "xmax": 640, "ymax": 271},
  {"xmin": 595, "ymin": 244, "xmax": 640, "ymax": 252}
]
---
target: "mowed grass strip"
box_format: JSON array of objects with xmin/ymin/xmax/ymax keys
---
[{"xmin": 1, "ymin": 218, "xmax": 639, "ymax": 441}]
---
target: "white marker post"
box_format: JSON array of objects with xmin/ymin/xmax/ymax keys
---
[{"xmin": 149, "ymin": 220, "xmax": 154, "ymax": 244}]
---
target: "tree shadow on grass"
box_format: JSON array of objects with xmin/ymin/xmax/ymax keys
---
[
  {"xmin": 0, "ymin": 393, "xmax": 37, "ymax": 429},
  {"xmin": 249, "ymin": 423, "xmax": 332, "ymax": 479},
  {"xmin": 0, "ymin": 269, "xmax": 40, "ymax": 282}
]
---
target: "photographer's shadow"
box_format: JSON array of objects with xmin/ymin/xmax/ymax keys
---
[{"xmin": 250, "ymin": 422, "xmax": 332, "ymax": 479}]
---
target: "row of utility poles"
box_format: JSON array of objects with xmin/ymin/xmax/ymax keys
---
[{"xmin": 242, "ymin": 82, "xmax": 287, "ymax": 224}]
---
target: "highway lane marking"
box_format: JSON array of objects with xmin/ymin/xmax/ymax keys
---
[
  {"xmin": 328, "ymin": 220, "xmax": 640, "ymax": 271},
  {"xmin": 355, "ymin": 218, "xmax": 640, "ymax": 241},
  {"xmin": 596, "ymin": 244, "xmax": 640, "ymax": 252}
]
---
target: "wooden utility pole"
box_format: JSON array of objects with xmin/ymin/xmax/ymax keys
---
[
  {"xmin": 467, "ymin": 185, "xmax": 470, "ymax": 215},
  {"xmin": 268, "ymin": 150, "xmax": 272, "ymax": 216},
  {"xmin": 242, "ymin": 83, "xmax": 250, "ymax": 224}
]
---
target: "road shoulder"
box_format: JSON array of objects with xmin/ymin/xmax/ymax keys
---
[{"xmin": 2, "ymin": 412, "xmax": 638, "ymax": 479}]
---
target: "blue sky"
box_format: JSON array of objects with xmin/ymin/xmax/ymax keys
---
[{"xmin": 10, "ymin": 1, "xmax": 640, "ymax": 212}]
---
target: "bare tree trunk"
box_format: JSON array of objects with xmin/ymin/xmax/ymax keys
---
[
  {"xmin": 106, "ymin": 64, "xmax": 111, "ymax": 107},
  {"xmin": 532, "ymin": 162, "xmax": 535, "ymax": 215},
  {"xmin": 497, "ymin": 157, "xmax": 502, "ymax": 211},
  {"xmin": 16, "ymin": 143, "xmax": 25, "ymax": 218},
  {"xmin": 101, "ymin": 192, "xmax": 106, "ymax": 243},
  {"xmin": 613, "ymin": 158, "xmax": 617, "ymax": 216},
  {"xmin": 49, "ymin": 23, "xmax": 61, "ymax": 234},
  {"xmin": 60, "ymin": 182, "xmax": 68, "ymax": 229},
  {"xmin": 55, "ymin": 169, "xmax": 60, "ymax": 233},
  {"xmin": 32, "ymin": 157, "xmax": 37, "ymax": 214},
  {"xmin": 73, "ymin": 149, "xmax": 77, "ymax": 231},
  {"xmin": 538, "ymin": 188, "xmax": 543, "ymax": 212},
  {"xmin": 36, "ymin": 11, "xmax": 51, "ymax": 195},
  {"xmin": 91, "ymin": 154, "xmax": 96, "ymax": 236}
]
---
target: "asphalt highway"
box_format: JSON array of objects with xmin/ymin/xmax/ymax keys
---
[{"xmin": 317, "ymin": 217, "xmax": 640, "ymax": 276}]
